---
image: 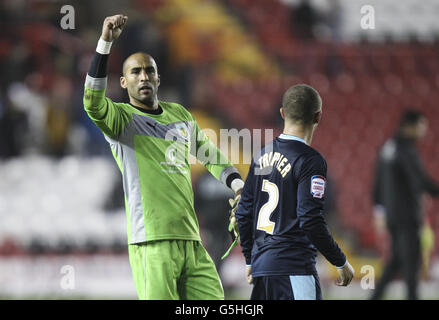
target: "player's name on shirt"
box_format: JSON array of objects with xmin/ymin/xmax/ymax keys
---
[{"xmin": 256, "ymin": 151, "xmax": 292, "ymax": 178}]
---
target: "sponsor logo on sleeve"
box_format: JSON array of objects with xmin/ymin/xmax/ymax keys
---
[{"xmin": 311, "ymin": 175, "xmax": 326, "ymax": 199}]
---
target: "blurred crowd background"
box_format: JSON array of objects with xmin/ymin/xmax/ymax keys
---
[{"xmin": 0, "ymin": 0, "xmax": 439, "ymax": 299}]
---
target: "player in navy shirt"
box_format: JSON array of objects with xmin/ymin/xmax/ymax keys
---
[{"xmin": 235, "ymin": 84, "xmax": 354, "ymax": 300}]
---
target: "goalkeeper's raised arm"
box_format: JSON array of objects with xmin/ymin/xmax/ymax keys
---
[{"xmin": 83, "ymin": 15, "xmax": 129, "ymax": 139}]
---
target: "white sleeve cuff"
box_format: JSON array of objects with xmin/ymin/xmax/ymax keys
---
[
  {"xmin": 336, "ymin": 260, "xmax": 348, "ymax": 269},
  {"xmin": 96, "ymin": 38, "xmax": 113, "ymax": 55},
  {"xmin": 231, "ymin": 178, "xmax": 244, "ymax": 193}
]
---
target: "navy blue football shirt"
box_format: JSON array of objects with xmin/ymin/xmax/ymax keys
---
[{"xmin": 236, "ymin": 134, "xmax": 346, "ymax": 277}]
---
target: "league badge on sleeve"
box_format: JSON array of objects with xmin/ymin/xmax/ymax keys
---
[
  {"xmin": 175, "ymin": 123, "xmax": 189, "ymax": 140},
  {"xmin": 311, "ymin": 175, "xmax": 326, "ymax": 199}
]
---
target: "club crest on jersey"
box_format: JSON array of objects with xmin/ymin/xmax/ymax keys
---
[
  {"xmin": 175, "ymin": 123, "xmax": 189, "ymax": 140},
  {"xmin": 310, "ymin": 175, "xmax": 326, "ymax": 199}
]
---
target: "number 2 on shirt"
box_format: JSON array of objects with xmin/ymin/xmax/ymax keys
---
[{"xmin": 256, "ymin": 180, "xmax": 278, "ymax": 234}]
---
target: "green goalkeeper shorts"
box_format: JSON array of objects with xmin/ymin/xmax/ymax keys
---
[{"xmin": 128, "ymin": 240, "xmax": 224, "ymax": 300}]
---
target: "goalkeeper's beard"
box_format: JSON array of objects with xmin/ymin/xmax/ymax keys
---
[{"xmin": 130, "ymin": 91, "xmax": 157, "ymax": 109}]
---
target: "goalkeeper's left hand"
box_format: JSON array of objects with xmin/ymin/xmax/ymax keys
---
[
  {"xmin": 228, "ymin": 189, "xmax": 242, "ymax": 244},
  {"xmin": 221, "ymin": 188, "xmax": 242, "ymax": 260}
]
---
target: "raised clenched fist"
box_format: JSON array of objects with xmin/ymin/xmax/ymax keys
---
[{"xmin": 101, "ymin": 15, "xmax": 128, "ymax": 42}]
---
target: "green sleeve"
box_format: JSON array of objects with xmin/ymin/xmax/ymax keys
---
[
  {"xmin": 191, "ymin": 118, "xmax": 237, "ymax": 182},
  {"xmin": 83, "ymin": 87, "xmax": 131, "ymax": 139}
]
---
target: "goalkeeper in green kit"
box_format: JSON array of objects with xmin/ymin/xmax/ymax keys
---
[{"xmin": 83, "ymin": 15, "xmax": 243, "ymax": 300}]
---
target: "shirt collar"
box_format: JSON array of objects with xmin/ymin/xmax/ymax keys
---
[
  {"xmin": 129, "ymin": 102, "xmax": 163, "ymax": 115},
  {"xmin": 279, "ymin": 133, "xmax": 308, "ymax": 145}
]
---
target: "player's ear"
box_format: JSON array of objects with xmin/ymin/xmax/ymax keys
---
[
  {"xmin": 314, "ymin": 110, "xmax": 322, "ymax": 124},
  {"xmin": 120, "ymin": 76, "xmax": 127, "ymax": 89},
  {"xmin": 157, "ymin": 74, "xmax": 160, "ymax": 87},
  {"xmin": 280, "ymin": 107, "xmax": 285, "ymax": 119}
]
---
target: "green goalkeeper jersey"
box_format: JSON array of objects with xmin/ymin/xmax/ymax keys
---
[{"xmin": 84, "ymin": 81, "xmax": 238, "ymax": 244}]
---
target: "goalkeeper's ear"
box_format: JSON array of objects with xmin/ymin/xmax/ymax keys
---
[{"xmin": 120, "ymin": 76, "xmax": 127, "ymax": 89}]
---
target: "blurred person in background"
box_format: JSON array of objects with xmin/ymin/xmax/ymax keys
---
[
  {"xmin": 324, "ymin": 0, "xmax": 343, "ymax": 42},
  {"xmin": 194, "ymin": 171, "xmax": 234, "ymax": 270},
  {"xmin": 289, "ymin": 0, "xmax": 319, "ymax": 40},
  {"xmin": 45, "ymin": 75, "xmax": 74, "ymax": 157},
  {"xmin": 372, "ymin": 110, "xmax": 439, "ymax": 300},
  {"xmin": 83, "ymin": 14, "xmax": 244, "ymax": 300},
  {"xmin": 0, "ymin": 97, "xmax": 27, "ymax": 159}
]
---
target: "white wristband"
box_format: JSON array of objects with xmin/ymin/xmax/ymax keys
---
[
  {"xmin": 231, "ymin": 178, "xmax": 245, "ymax": 193},
  {"xmin": 230, "ymin": 178, "xmax": 244, "ymax": 192},
  {"xmin": 96, "ymin": 38, "xmax": 113, "ymax": 55}
]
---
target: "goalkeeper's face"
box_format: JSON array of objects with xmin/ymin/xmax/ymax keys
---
[{"xmin": 121, "ymin": 53, "xmax": 160, "ymax": 107}]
